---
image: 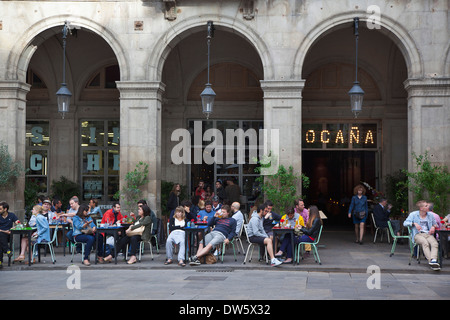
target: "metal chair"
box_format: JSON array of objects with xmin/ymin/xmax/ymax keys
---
[
  {"xmin": 33, "ymin": 224, "xmax": 59, "ymax": 264},
  {"xmin": 371, "ymin": 213, "xmax": 390, "ymax": 244},
  {"xmin": 295, "ymin": 225, "xmax": 323, "ymax": 265},
  {"xmin": 126, "ymin": 223, "xmax": 156, "ymax": 262},
  {"xmin": 70, "ymin": 240, "xmax": 87, "ymax": 263},
  {"xmin": 242, "ymin": 224, "xmax": 268, "ymax": 264},
  {"xmin": 220, "ymin": 223, "xmax": 244, "ymax": 263},
  {"xmin": 387, "ymin": 220, "xmax": 411, "ymax": 257},
  {"xmin": 407, "ymin": 226, "xmax": 421, "ymax": 265}
]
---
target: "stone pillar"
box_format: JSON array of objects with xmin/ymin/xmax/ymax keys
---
[
  {"xmin": 0, "ymin": 81, "xmax": 30, "ymax": 219},
  {"xmin": 404, "ymin": 78, "xmax": 450, "ymax": 210},
  {"xmin": 260, "ymin": 80, "xmax": 305, "ymax": 192},
  {"xmin": 116, "ymin": 81, "xmax": 166, "ymax": 216}
]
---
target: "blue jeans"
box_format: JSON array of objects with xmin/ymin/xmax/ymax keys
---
[
  {"xmin": 280, "ymin": 234, "xmax": 314, "ymax": 259},
  {"xmin": 74, "ymin": 233, "xmax": 104, "ymax": 261}
]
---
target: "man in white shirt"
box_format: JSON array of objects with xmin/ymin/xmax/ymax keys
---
[{"xmin": 231, "ymin": 202, "xmax": 244, "ymax": 236}]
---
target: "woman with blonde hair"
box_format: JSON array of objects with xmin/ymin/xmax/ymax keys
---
[
  {"xmin": 348, "ymin": 184, "xmax": 368, "ymax": 244},
  {"xmin": 165, "ymin": 206, "xmax": 188, "ymax": 267},
  {"xmin": 13, "ymin": 204, "xmax": 42, "ymax": 263}
]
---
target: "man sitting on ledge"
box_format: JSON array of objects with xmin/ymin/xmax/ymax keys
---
[{"xmin": 189, "ymin": 205, "xmax": 236, "ymax": 266}]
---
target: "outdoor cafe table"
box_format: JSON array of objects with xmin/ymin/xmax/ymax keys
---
[
  {"xmin": 49, "ymin": 221, "xmax": 70, "ymax": 256},
  {"xmin": 272, "ymin": 226, "xmax": 295, "ymax": 262},
  {"xmin": 95, "ymin": 225, "xmax": 124, "ymax": 265},
  {"xmin": 183, "ymin": 224, "xmax": 208, "ymax": 262},
  {"xmin": 8, "ymin": 227, "xmax": 37, "ymax": 267},
  {"xmin": 436, "ymin": 228, "xmax": 450, "ymax": 268}
]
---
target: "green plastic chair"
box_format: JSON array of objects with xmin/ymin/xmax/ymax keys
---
[
  {"xmin": 407, "ymin": 226, "xmax": 421, "ymax": 265},
  {"xmin": 33, "ymin": 224, "xmax": 59, "ymax": 264},
  {"xmin": 387, "ymin": 220, "xmax": 411, "ymax": 257},
  {"xmin": 221, "ymin": 223, "xmax": 244, "ymax": 263},
  {"xmin": 295, "ymin": 225, "xmax": 323, "ymax": 265}
]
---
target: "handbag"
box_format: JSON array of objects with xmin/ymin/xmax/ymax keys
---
[
  {"xmin": 354, "ymin": 211, "xmax": 366, "ymax": 219},
  {"xmin": 127, "ymin": 225, "xmax": 145, "ymax": 237},
  {"xmin": 81, "ymin": 226, "xmax": 94, "ymax": 235}
]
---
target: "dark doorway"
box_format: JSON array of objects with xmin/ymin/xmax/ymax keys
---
[{"xmin": 302, "ymin": 151, "xmax": 377, "ymax": 226}]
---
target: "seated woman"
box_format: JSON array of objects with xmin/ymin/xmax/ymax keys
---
[
  {"xmin": 116, "ymin": 204, "xmax": 153, "ymax": 264},
  {"xmin": 72, "ymin": 204, "xmax": 108, "ymax": 266},
  {"xmin": 275, "ymin": 205, "xmax": 322, "ymax": 264},
  {"xmin": 165, "ymin": 206, "xmax": 188, "ymax": 267},
  {"xmin": 14, "ymin": 204, "xmax": 40, "ymax": 263},
  {"xmin": 88, "ymin": 198, "xmax": 103, "ymax": 219}
]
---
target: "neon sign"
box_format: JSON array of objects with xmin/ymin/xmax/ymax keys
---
[{"xmin": 303, "ymin": 123, "xmax": 377, "ymax": 149}]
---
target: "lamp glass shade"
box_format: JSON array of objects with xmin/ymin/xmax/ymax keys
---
[
  {"xmin": 56, "ymin": 84, "xmax": 72, "ymax": 118},
  {"xmin": 200, "ymin": 84, "xmax": 216, "ymax": 118},
  {"xmin": 348, "ymin": 81, "xmax": 364, "ymax": 116}
]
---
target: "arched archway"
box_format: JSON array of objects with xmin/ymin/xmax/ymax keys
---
[
  {"xmin": 299, "ymin": 17, "xmax": 410, "ymax": 225},
  {"xmin": 158, "ymin": 21, "xmax": 266, "ymax": 205},
  {"xmin": 293, "ymin": 14, "xmax": 423, "ymax": 80},
  {"xmin": 6, "ymin": 16, "xmax": 129, "ymax": 82}
]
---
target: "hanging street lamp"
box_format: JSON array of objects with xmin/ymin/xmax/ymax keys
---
[
  {"xmin": 56, "ymin": 21, "xmax": 72, "ymax": 119},
  {"xmin": 200, "ymin": 21, "xmax": 216, "ymax": 119},
  {"xmin": 348, "ymin": 17, "xmax": 364, "ymax": 118}
]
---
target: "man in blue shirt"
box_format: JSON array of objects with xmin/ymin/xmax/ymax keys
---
[
  {"xmin": 0, "ymin": 201, "xmax": 18, "ymax": 268},
  {"xmin": 198, "ymin": 200, "xmax": 216, "ymax": 223}
]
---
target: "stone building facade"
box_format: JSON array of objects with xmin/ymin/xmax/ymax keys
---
[{"xmin": 0, "ymin": 0, "xmax": 448, "ymax": 221}]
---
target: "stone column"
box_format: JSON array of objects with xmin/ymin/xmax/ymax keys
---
[
  {"xmin": 116, "ymin": 81, "xmax": 166, "ymax": 216},
  {"xmin": 404, "ymin": 77, "xmax": 450, "ymax": 210},
  {"xmin": 0, "ymin": 81, "xmax": 30, "ymax": 218},
  {"xmin": 260, "ymin": 80, "xmax": 305, "ymax": 192}
]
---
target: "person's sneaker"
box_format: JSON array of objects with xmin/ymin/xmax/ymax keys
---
[
  {"xmin": 429, "ymin": 259, "xmax": 440, "ymax": 270},
  {"xmin": 189, "ymin": 256, "xmax": 201, "ymax": 266},
  {"xmin": 271, "ymin": 258, "xmax": 282, "ymax": 267}
]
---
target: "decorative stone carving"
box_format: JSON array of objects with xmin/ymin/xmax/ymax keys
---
[
  {"xmin": 242, "ymin": 0, "xmax": 255, "ymax": 20},
  {"xmin": 163, "ymin": 0, "xmax": 177, "ymax": 21}
]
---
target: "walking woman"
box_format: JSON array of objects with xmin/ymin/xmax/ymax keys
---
[{"xmin": 348, "ymin": 184, "xmax": 368, "ymax": 244}]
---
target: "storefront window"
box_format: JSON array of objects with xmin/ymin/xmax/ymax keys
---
[
  {"xmin": 188, "ymin": 119, "xmax": 263, "ymax": 206},
  {"xmin": 80, "ymin": 120, "xmax": 119, "ymax": 202},
  {"xmin": 26, "ymin": 121, "xmax": 49, "ymax": 194}
]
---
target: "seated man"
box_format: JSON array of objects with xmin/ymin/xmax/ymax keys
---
[
  {"xmin": 101, "ymin": 201, "xmax": 123, "ymax": 225},
  {"xmin": 403, "ymin": 200, "xmax": 440, "ymax": 271},
  {"xmin": 198, "ymin": 200, "xmax": 216, "ymax": 224},
  {"xmin": 189, "ymin": 205, "xmax": 236, "ymax": 265},
  {"xmin": 247, "ymin": 204, "xmax": 282, "ymax": 267},
  {"xmin": 373, "ymin": 198, "xmax": 401, "ymax": 236}
]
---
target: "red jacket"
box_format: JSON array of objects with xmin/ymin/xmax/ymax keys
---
[{"xmin": 101, "ymin": 209, "xmax": 123, "ymax": 225}]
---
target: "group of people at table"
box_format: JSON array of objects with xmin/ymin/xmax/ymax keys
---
[
  {"xmin": 2, "ymin": 192, "xmax": 449, "ymax": 270},
  {"xmin": 166, "ymin": 196, "xmax": 322, "ymax": 267},
  {"xmin": 348, "ymin": 184, "xmax": 449, "ymax": 271}
]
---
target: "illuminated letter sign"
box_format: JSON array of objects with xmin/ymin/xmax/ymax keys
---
[{"xmin": 303, "ymin": 123, "xmax": 377, "ymax": 149}]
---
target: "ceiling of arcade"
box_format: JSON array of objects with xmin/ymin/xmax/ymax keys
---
[{"xmin": 25, "ymin": 21, "xmax": 407, "ymax": 113}]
